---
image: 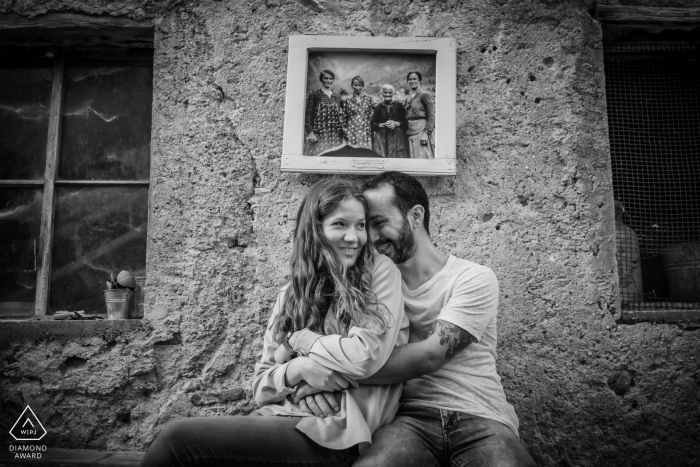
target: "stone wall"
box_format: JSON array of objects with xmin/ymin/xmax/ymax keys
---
[{"xmin": 1, "ymin": 1, "xmax": 698, "ymax": 465}]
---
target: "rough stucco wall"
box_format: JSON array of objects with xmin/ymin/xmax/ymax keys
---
[{"xmin": 1, "ymin": 0, "xmax": 699, "ymax": 465}]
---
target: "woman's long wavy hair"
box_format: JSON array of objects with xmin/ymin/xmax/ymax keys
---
[{"xmin": 273, "ymin": 179, "xmax": 388, "ymax": 340}]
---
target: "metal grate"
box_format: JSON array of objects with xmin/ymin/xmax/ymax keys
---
[{"xmin": 604, "ymin": 42, "xmax": 700, "ymax": 310}]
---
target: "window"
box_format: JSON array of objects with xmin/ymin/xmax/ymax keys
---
[
  {"xmin": 601, "ymin": 9, "xmax": 700, "ymax": 317},
  {"xmin": 0, "ymin": 47, "xmax": 153, "ymax": 317}
]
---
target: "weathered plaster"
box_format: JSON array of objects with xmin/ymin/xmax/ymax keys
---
[{"xmin": 1, "ymin": 1, "xmax": 698, "ymax": 465}]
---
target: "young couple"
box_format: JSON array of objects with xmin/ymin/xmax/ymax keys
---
[{"xmin": 140, "ymin": 172, "xmax": 535, "ymax": 467}]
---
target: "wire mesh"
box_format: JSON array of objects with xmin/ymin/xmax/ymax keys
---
[{"xmin": 604, "ymin": 42, "xmax": 700, "ymax": 310}]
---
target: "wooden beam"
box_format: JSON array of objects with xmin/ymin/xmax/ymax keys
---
[
  {"xmin": 0, "ymin": 447, "xmax": 144, "ymax": 466},
  {"xmin": 0, "ymin": 180, "xmax": 44, "ymax": 186},
  {"xmin": 0, "ymin": 13, "xmax": 154, "ymax": 48},
  {"xmin": 597, "ymin": 5, "xmax": 700, "ymax": 24},
  {"xmin": 34, "ymin": 60, "xmax": 64, "ymax": 316},
  {"xmin": 55, "ymin": 180, "xmax": 150, "ymax": 186},
  {"xmin": 0, "ymin": 12, "xmax": 152, "ymax": 30}
]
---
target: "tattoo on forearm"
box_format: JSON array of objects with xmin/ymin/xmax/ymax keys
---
[{"xmin": 428, "ymin": 319, "xmax": 477, "ymax": 361}]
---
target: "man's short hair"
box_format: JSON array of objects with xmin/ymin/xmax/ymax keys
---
[{"xmin": 364, "ymin": 171, "xmax": 430, "ymax": 236}]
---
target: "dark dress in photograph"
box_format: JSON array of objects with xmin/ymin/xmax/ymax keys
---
[
  {"xmin": 371, "ymin": 101, "xmax": 409, "ymax": 158},
  {"xmin": 304, "ymin": 89, "xmax": 345, "ymax": 157}
]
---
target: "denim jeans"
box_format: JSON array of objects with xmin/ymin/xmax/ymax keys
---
[
  {"xmin": 139, "ymin": 415, "xmax": 359, "ymax": 467},
  {"xmin": 353, "ymin": 403, "xmax": 536, "ymax": 467}
]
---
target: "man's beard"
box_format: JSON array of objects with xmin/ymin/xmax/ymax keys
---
[{"xmin": 375, "ymin": 218, "xmax": 417, "ymax": 264}]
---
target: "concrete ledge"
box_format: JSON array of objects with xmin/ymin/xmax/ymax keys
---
[
  {"xmin": 619, "ymin": 309, "xmax": 700, "ymax": 325},
  {"xmin": 0, "ymin": 447, "xmax": 144, "ymax": 467},
  {"xmin": 0, "ymin": 320, "xmax": 152, "ymax": 351}
]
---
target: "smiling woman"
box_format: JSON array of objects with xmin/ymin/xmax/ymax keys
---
[
  {"xmin": 321, "ymin": 196, "xmax": 367, "ymax": 268},
  {"xmin": 139, "ymin": 178, "xmax": 409, "ymax": 467}
]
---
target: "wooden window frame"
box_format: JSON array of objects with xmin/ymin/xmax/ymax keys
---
[{"xmin": 0, "ymin": 13, "xmax": 153, "ymax": 317}]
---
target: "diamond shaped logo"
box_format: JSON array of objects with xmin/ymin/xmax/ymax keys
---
[{"xmin": 9, "ymin": 406, "xmax": 46, "ymax": 441}]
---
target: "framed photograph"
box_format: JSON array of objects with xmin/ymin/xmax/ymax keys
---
[{"xmin": 281, "ymin": 35, "xmax": 456, "ymax": 176}]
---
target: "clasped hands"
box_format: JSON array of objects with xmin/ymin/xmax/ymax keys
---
[
  {"xmin": 381, "ymin": 120, "xmax": 398, "ymax": 130},
  {"xmin": 274, "ymin": 332, "xmax": 355, "ymax": 418}
]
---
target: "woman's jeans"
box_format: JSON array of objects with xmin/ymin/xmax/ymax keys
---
[
  {"xmin": 139, "ymin": 414, "xmax": 358, "ymax": 467},
  {"xmin": 353, "ymin": 403, "xmax": 536, "ymax": 467}
]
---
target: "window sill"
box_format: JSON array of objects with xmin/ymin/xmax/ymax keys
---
[
  {"xmin": 619, "ymin": 309, "xmax": 700, "ymax": 325},
  {"xmin": 0, "ymin": 318, "xmax": 151, "ymax": 351}
]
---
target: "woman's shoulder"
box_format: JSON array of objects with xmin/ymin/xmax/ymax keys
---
[
  {"xmin": 275, "ymin": 283, "xmax": 290, "ymax": 300},
  {"xmin": 418, "ymin": 89, "xmax": 434, "ymax": 101}
]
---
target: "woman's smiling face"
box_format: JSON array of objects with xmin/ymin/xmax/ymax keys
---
[
  {"xmin": 407, "ymin": 73, "xmax": 420, "ymax": 90},
  {"xmin": 322, "ymin": 197, "xmax": 367, "ymax": 268},
  {"xmin": 321, "ymin": 73, "xmax": 334, "ymax": 88}
]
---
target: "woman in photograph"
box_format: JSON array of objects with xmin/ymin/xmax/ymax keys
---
[
  {"xmin": 343, "ymin": 75, "xmax": 375, "ymax": 149},
  {"xmin": 371, "ymin": 84, "xmax": 409, "ymax": 158},
  {"xmin": 140, "ymin": 178, "xmax": 408, "ymax": 467},
  {"xmin": 404, "ymin": 70, "xmax": 435, "ymax": 159},
  {"xmin": 304, "ymin": 69, "xmax": 346, "ymax": 157}
]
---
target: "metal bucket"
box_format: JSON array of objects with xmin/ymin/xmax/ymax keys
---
[
  {"xmin": 661, "ymin": 243, "xmax": 700, "ymax": 302},
  {"xmin": 104, "ymin": 289, "xmax": 133, "ymax": 320}
]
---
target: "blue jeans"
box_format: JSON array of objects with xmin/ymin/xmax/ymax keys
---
[
  {"xmin": 353, "ymin": 403, "xmax": 536, "ymax": 467},
  {"xmin": 139, "ymin": 415, "xmax": 359, "ymax": 467}
]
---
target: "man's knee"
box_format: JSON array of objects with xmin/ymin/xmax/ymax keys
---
[{"xmin": 481, "ymin": 429, "xmax": 535, "ymax": 467}]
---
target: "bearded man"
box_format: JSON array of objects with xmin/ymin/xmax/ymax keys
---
[{"xmin": 297, "ymin": 172, "xmax": 536, "ymax": 467}]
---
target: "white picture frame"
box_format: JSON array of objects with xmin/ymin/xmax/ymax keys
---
[{"xmin": 281, "ymin": 35, "xmax": 456, "ymax": 176}]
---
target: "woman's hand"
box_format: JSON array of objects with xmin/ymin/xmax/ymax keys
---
[
  {"xmin": 420, "ymin": 131, "xmax": 429, "ymax": 146},
  {"xmin": 306, "ymin": 131, "xmax": 317, "ymax": 143},
  {"xmin": 285, "ymin": 357, "xmax": 355, "ymax": 391}
]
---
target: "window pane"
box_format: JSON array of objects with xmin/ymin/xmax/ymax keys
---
[
  {"xmin": 0, "ymin": 64, "xmax": 52, "ymax": 180},
  {"xmin": 49, "ymin": 187, "xmax": 148, "ymax": 313},
  {"xmin": 0, "ymin": 188, "xmax": 42, "ymax": 316},
  {"xmin": 59, "ymin": 61, "xmax": 152, "ymax": 181},
  {"xmin": 605, "ymin": 43, "xmax": 700, "ymax": 306}
]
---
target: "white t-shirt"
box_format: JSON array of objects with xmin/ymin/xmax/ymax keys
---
[{"xmin": 400, "ymin": 255, "xmax": 520, "ymax": 436}]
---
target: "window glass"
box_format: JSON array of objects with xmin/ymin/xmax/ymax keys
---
[
  {"xmin": 0, "ymin": 64, "xmax": 52, "ymax": 180},
  {"xmin": 49, "ymin": 187, "xmax": 148, "ymax": 313},
  {"xmin": 0, "ymin": 188, "xmax": 43, "ymax": 316},
  {"xmin": 59, "ymin": 61, "xmax": 152, "ymax": 181}
]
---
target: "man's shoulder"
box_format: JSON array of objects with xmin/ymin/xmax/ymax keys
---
[
  {"xmin": 447, "ymin": 256, "xmax": 495, "ymax": 275},
  {"xmin": 373, "ymin": 253, "xmax": 398, "ymax": 273},
  {"xmin": 445, "ymin": 256, "xmax": 498, "ymax": 287}
]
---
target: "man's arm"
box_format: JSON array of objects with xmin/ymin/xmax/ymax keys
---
[
  {"xmin": 360, "ymin": 319, "xmax": 477, "ymax": 385},
  {"xmin": 293, "ymin": 319, "xmax": 477, "ymax": 414}
]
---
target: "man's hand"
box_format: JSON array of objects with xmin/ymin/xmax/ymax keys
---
[
  {"xmin": 293, "ymin": 380, "xmax": 325, "ymax": 403},
  {"xmin": 274, "ymin": 343, "xmax": 292, "ymax": 364},
  {"xmin": 297, "ymin": 391, "xmax": 341, "ymax": 418}
]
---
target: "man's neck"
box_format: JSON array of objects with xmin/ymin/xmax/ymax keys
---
[{"xmin": 397, "ymin": 237, "xmax": 449, "ymax": 291}]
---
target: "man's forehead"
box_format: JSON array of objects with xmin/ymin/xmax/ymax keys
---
[{"xmin": 365, "ymin": 185, "xmax": 400, "ymax": 217}]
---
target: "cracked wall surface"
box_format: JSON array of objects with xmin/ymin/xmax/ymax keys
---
[{"xmin": 1, "ymin": 0, "xmax": 699, "ymax": 465}]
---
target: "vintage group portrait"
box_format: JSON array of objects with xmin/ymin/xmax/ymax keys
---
[{"xmin": 282, "ymin": 36, "xmax": 456, "ymax": 175}]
